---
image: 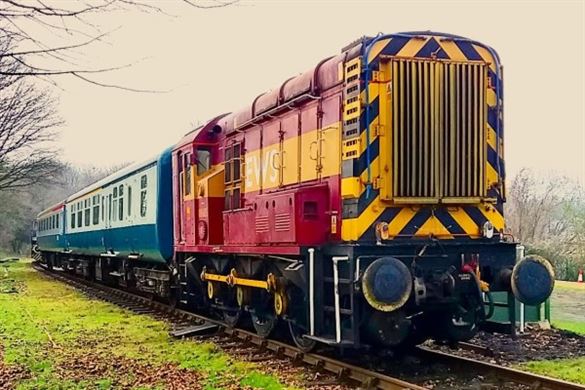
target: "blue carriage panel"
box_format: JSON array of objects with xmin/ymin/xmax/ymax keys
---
[{"xmin": 155, "ymin": 147, "xmax": 174, "ymax": 262}]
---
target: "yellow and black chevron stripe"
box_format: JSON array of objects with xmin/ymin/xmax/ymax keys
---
[{"xmin": 340, "ymin": 32, "xmax": 505, "ymax": 242}]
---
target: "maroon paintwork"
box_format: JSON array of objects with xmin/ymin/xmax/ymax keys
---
[{"xmin": 173, "ymin": 47, "xmax": 354, "ymax": 257}]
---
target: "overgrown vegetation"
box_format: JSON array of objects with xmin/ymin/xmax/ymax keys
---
[
  {"xmin": 0, "ymin": 163, "xmax": 127, "ymax": 254},
  {"xmin": 0, "ymin": 261, "xmax": 291, "ymax": 389},
  {"xmin": 505, "ymin": 169, "xmax": 585, "ymax": 280}
]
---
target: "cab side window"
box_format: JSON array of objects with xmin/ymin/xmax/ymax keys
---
[
  {"xmin": 224, "ymin": 143, "xmax": 242, "ymax": 210},
  {"xmin": 196, "ymin": 148, "xmax": 211, "ymax": 176},
  {"xmin": 184, "ymin": 154, "xmax": 192, "ymax": 196}
]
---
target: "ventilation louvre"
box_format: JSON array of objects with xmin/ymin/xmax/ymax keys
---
[{"xmin": 391, "ymin": 58, "xmax": 487, "ymax": 201}]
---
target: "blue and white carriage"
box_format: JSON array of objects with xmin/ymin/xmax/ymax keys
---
[{"xmin": 35, "ymin": 149, "xmax": 173, "ymax": 288}]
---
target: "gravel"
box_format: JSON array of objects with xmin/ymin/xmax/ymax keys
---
[{"xmin": 428, "ymin": 324, "xmax": 585, "ymax": 364}]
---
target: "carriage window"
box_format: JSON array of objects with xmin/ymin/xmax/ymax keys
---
[
  {"xmin": 127, "ymin": 186, "xmax": 132, "ymax": 216},
  {"xmin": 93, "ymin": 204, "xmax": 99, "ymax": 225},
  {"xmin": 196, "ymin": 148, "xmax": 211, "ymax": 176},
  {"xmin": 56, "ymin": 214, "xmax": 59, "ymax": 229},
  {"xmin": 108, "ymin": 194, "xmax": 112, "ymax": 221},
  {"xmin": 101, "ymin": 196, "xmax": 105, "ymax": 221},
  {"xmin": 140, "ymin": 174, "xmax": 147, "ymax": 217},
  {"xmin": 77, "ymin": 209, "xmax": 82, "ymax": 228},
  {"xmin": 71, "ymin": 212, "xmax": 75, "ymax": 229},
  {"xmin": 119, "ymin": 185, "xmax": 124, "ymax": 220},
  {"xmin": 140, "ymin": 191, "xmax": 147, "ymax": 217},
  {"xmin": 112, "ymin": 187, "xmax": 118, "ymax": 222},
  {"xmin": 84, "ymin": 207, "xmax": 90, "ymax": 227}
]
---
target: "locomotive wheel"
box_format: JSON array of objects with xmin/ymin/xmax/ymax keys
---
[
  {"xmin": 440, "ymin": 306, "xmax": 480, "ymax": 343},
  {"xmin": 223, "ymin": 308, "xmax": 241, "ymax": 328},
  {"xmin": 251, "ymin": 311, "xmax": 277, "ymax": 338},
  {"xmin": 288, "ymin": 322, "xmax": 316, "ymax": 352}
]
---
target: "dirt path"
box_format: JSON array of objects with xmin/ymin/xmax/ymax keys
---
[{"xmin": 551, "ymin": 287, "xmax": 585, "ymax": 323}]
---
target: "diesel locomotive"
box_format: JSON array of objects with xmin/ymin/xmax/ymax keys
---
[{"xmin": 35, "ymin": 31, "xmax": 555, "ymax": 351}]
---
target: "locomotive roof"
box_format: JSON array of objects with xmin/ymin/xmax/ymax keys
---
[{"xmin": 213, "ymin": 31, "xmax": 498, "ymax": 136}]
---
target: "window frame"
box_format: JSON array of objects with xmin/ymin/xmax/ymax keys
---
[
  {"xmin": 223, "ymin": 142, "xmax": 243, "ymax": 211},
  {"xmin": 184, "ymin": 153, "xmax": 192, "ymax": 196},
  {"xmin": 140, "ymin": 174, "xmax": 148, "ymax": 218},
  {"xmin": 196, "ymin": 147, "xmax": 211, "ymax": 176},
  {"xmin": 127, "ymin": 186, "xmax": 132, "ymax": 217}
]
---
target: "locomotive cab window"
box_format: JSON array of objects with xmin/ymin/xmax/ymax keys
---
[
  {"xmin": 195, "ymin": 148, "xmax": 211, "ymax": 176},
  {"xmin": 223, "ymin": 143, "xmax": 242, "ymax": 210},
  {"xmin": 184, "ymin": 153, "xmax": 192, "ymax": 196}
]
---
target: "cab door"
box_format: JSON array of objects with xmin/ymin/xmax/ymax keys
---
[
  {"xmin": 175, "ymin": 147, "xmax": 196, "ymax": 246},
  {"xmin": 176, "ymin": 151, "xmax": 185, "ymax": 243},
  {"xmin": 300, "ymin": 104, "xmax": 319, "ymax": 183}
]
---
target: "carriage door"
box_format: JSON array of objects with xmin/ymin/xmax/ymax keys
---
[{"xmin": 103, "ymin": 190, "xmax": 113, "ymax": 252}]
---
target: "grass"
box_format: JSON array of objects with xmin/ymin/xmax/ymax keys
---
[
  {"xmin": 554, "ymin": 280, "xmax": 585, "ymax": 291},
  {"xmin": 514, "ymin": 281, "xmax": 585, "ymax": 384},
  {"xmin": 0, "ymin": 260, "xmax": 294, "ymax": 389},
  {"xmin": 549, "ymin": 280, "xmax": 585, "ymax": 335},
  {"xmin": 551, "ymin": 321, "xmax": 585, "ymax": 336},
  {"xmin": 518, "ymin": 358, "xmax": 585, "ymax": 384}
]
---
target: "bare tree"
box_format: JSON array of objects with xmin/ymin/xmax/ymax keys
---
[
  {"xmin": 0, "ymin": 0, "xmax": 237, "ymax": 88},
  {"xmin": 0, "ymin": 39, "xmax": 62, "ymax": 191},
  {"xmin": 506, "ymin": 168, "xmax": 585, "ymax": 279}
]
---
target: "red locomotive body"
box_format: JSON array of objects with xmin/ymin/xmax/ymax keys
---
[{"xmin": 172, "ymin": 50, "xmax": 350, "ymax": 255}]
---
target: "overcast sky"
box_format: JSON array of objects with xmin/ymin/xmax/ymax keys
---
[{"xmin": 44, "ymin": 0, "xmax": 584, "ymax": 186}]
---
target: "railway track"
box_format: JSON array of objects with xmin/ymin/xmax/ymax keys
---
[{"xmin": 32, "ymin": 263, "xmax": 585, "ymax": 390}]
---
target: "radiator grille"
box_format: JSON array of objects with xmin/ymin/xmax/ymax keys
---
[{"xmin": 391, "ymin": 58, "xmax": 487, "ymax": 201}]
